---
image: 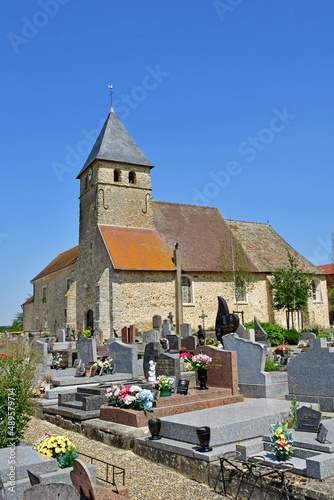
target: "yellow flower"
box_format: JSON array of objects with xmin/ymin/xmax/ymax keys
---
[
  {"xmin": 55, "ymin": 447, "xmax": 61, "ymax": 453},
  {"xmin": 274, "ymin": 428, "xmax": 283, "ymax": 437}
]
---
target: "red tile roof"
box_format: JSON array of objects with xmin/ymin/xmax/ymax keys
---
[
  {"xmin": 99, "ymin": 225, "xmax": 175, "ymax": 271},
  {"xmin": 22, "ymin": 296, "xmax": 34, "ymax": 306},
  {"xmin": 152, "ymin": 202, "xmax": 258, "ymax": 272},
  {"xmin": 318, "ymin": 264, "xmax": 334, "ymax": 275},
  {"xmin": 32, "ymin": 246, "xmax": 79, "ymax": 281}
]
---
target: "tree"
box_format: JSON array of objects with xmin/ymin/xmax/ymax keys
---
[
  {"xmin": 10, "ymin": 311, "xmax": 23, "ymax": 332},
  {"xmin": 219, "ymin": 236, "xmax": 255, "ymax": 313},
  {"xmin": 271, "ymin": 251, "xmax": 314, "ymax": 330}
]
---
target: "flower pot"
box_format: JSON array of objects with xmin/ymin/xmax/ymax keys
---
[
  {"xmin": 159, "ymin": 388, "xmax": 172, "ymax": 397},
  {"xmin": 196, "ymin": 426, "xmax": 212, "ymax": 452},
  {"xmin": 148, "ymin": 418, "xmax": 161, "ymax": 440},
  {"xmin": 197, "ymin": 369, "xmax": 208, "ymax": 390},
  {"xmin": 85, "ymin": 369, "xmax": 90, "ymax": 377},
  {"xmin": 275, "ymin": 451, "xmax": 290, "ymax": 461}
]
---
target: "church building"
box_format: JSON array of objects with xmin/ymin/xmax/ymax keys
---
[{"xmin": 22, "ymin": 104, "xmax": 329, "ymax": 338}]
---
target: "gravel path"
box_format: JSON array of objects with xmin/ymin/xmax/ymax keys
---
[{"xmin": 24, "ymin": 417, "xmax": 226, "ymax": 500}]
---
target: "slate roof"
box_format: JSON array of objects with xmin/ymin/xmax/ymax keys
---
[
  {"xmin": 77, "ymin": 110, "xmax": 154, "ymax": 178},
  {"xmin": 99, "ymin": 225, "xmax": 175, "ymax": 271},
  {"xmin": 152, "ymin": 202, "xmax": 258, "ymax": 273},
  {"xmin": 226, "ymin": 220, "xmax": 321, "ymax": 274},
  {"xmin": 318, "ymin": 264, "xmax": 334, "ymax": 275},
  {"xmin": 32, "ymin": 246, "xmax": 79, "ymax": 281}
]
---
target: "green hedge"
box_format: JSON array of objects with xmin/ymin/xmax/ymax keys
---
[{"xmin": 244, "ymin": 321, "xmax": 326, "ymax": 346}]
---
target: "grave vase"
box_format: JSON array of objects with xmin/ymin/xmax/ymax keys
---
[
  {"xmin": 275, "ymin": 451, "xmax": 290, "ymax": 462},
  {"xmin": 197, "ymin": 369, "xmax": 208, "ymax": 390},
  {"xmin": 159, "ymin": 388, "xmax": 172, "ymax": 397}
]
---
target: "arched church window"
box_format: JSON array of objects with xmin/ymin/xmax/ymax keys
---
[
  {"xmin": 114, "ymin": 169, "xmax": 121, "ymax": 182},
  {"xmin": 181, "ymin": 275, "xmax": 193, "ymax": 304},
  {"xmin": 129, "ymin": 171, "xmax": 135, "ymax": 184}
]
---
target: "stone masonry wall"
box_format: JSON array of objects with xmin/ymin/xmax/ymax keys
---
[
  {"xmin": 32, "ymin": 263, "xmax": 76, "ymax": 333},
  {"xmin": 22, "ymin": 301, "xmax": 34, "ymax": 331}
]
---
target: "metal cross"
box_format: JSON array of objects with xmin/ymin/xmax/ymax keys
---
[
  {"xmin": 199, "ymin": 310, "xmax": 208, "ymax": 329},
  {"xmin": 108, "ymin": 84, "xmax": 113, "ymax": 108}
]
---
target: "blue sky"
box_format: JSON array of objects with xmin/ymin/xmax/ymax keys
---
[{"xmin": 1, "ymin": 1, "xmax": 333, "ymax": 324}]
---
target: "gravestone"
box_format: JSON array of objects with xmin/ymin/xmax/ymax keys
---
[
  {"xmin": 286, "ymin": 338, "xmax": 334, "ymax": 411},
  {"xmin": 36, "ymin": 340, "xmax": 52, "ymax": 368},
  {"xmin": 121, "ymin": 326, "xmax": 129, "ymax": 344},
  {"xmin": 166, "ymin": 334, "xmax": 181, "ymax": 352},
  {"xmin": 162, "ymin": 319, "xmax": 171, "ymax": 337},
  {"xmin": 155, "ymin": 352, "xmax": 181, "ymax": 380},
  {"xmin": 236, "ymin": 323, "xmax": 255, "ymax": 342},
  {"xmin": 108, "ymin": 340, "xmax": 138, "ymax": 378},
  {"xmin": 56, "ymin": 329, "xmax": 66, "ymax": 343},
  {"xmin": 223, "ymin": 333, "xmax": 288, "ymax": 398},
  {"xmin": 76, "ymin": 336, "xmax": 97, "ymax": 365},
  {"xmin": 129, "ymin": 324, "xmax": 136, "ymax": 344},
  {"xmin": 299, "ymin": 332, "xmax": 316, "ymax": 343},
  {"xmin": 153, "ymin": 315, "xmax": 162, "ymax": 330},
  {"xmin": 181, "ymin": 335, "xmax": 197, "ymax": 352},
  {"xmin": 193, "ymin": 345, "xmax": 239, "ymax": 394},
  {"xmin": 143, "ymin": 330, "xmax": 160, "ymax": 344},
  {"xmin": 296, "ymin": 406, "xmax": 321, "ymax": 433},
  {"xmin": 215, "ymin": 296, "xmax": 239, "ymax": 342},
  {"xmin": 23, "ymin": 483, "xmax": 80, "ymax": 500},
  {"xmin": 180, "ymin": 323, "xmax": 191, "ymax": 338},
  {"xmin": 143, "ymin": 341, "xmax": 164, "ymax": 379},
  {"xmin": 254, "ymin": 317, "xmax": 268, "ymax": 342}
]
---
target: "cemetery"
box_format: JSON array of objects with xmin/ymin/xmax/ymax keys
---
[{"xmin": 3, "ymin": 299, "xmax": 334, "ymax": 500}]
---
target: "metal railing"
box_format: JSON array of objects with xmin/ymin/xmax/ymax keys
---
[{"xmin": 78, "ymin": 451, "xmax": 125, "ymax": 488}]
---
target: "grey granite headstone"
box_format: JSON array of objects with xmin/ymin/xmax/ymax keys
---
[
  {"xmin": 254, "ymin": 317, "xmax": 268, "ymax": 342},
  {"xmin": 155, "ymin": 352, "xmax": 181, "ymax": 380},
  {"xmin": 296, "ymin": 406, "xmax": 321, "ymax": 433},
  {"xmin": 108, "ymin": 340, "xmax": 138, "ymax": 378},
  {"xmin": 76, "ymin": 336, "xmax": 97, "ymax": 365},
  {"xmin": 166, "ymin": 334, "xmax": 181, "ymax": 352},
  {"xmin": 36, "ymin": 340, "xmax": 52, "ymax": 367},
  {"xmin": 153, "ymin": 315, "xmax": 162, "ymax": 330},
  {"xmin": 180, "ymin": 323, "xmax": 191, "ymax": 338},
  {"xmin": 328, "ymin": 332, "xmax": 334, "ymax": 341},
  {"xmin": 143, "ymin": 341, "xmax": 164, "ymax": 379},
  {"xmin": 236, "ymin": 323, "xmax": 255, "ymax": 342},
  {"xmin": 162, "ymin": 319, "xmax": 172, "ymax": 337},
  {"xmin": 143, "ymin": 330, "xmax": 160, "ymax": 344},
  {"xmin": 56, "ymin": 329, "xmax": 66, "ymax": 343},
  {"xmin": 299, "ymin": 332, "xmax": 316, "ymax": 342}
]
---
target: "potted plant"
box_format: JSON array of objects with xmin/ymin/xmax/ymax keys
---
[
  {"xmin": 51, "ymin": 353, "xmax": 62, "ymax": 369},
  {"xmin": 153, "ymin": 375, "xmax": 173, "ymax": 397},
  {"xmin": 103, "ymin": 357, "xmax": 114, "ymax": 374},
  {"xmin": 179, "ymin": 351, "xmax": 212, "ymax": 390},
  {"xmin": 34, "ymin": 433, "xmax": 78, "ymax": 468},
  {"xmin": 270, "ymin": 420, "xmax": 294, "ymax": 461},
  {"xmin": 83, "ymin": 326, "xmax": 93, "ymax": 338}
]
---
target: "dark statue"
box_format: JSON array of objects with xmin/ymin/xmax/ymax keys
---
[
  {"xmin": 197, "ymin": 325, "xmax": 206, "ymax": 346},
  {"xmin": 215, "ymin": 296, "xmax": 239, "ymax": 343}
]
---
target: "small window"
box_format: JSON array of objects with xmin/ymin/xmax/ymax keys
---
[
  {"xmin": 64, "ymin": 309, "xmax": 67, "ymax": 322},
  {"xmin": 312, "ymin": 280, "xmax": 323, "ymax": 302},
  {"xmin": 114, "ymin": 169, "xmax": 121, "ymax": 182},
  {"xmin": 36, "ymin": 318, "xmax": 40, "ymax": 330},
  {"xmin": 42, "ymin": 287, "xmax": 47, "ymax": 302},
  {"xmin": 129, "ymin": 171, "xmax": 135, "ymax": 184},
  {"xmin": 234, "ymin": 278, "xmax": 247, "ymax": 303},
  {"xmin": 66, "ymin": 278, "xmax": 73, "ymax": 292},
  {"xmin": 182, "ymin": 276, "xmax": 193, "ymax": 304},
  {"xmin": 44, "ymin": 316, "xmax": 48, "ymax": 329}
]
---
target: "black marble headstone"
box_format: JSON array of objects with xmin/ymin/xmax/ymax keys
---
[
  {"xmin": 155, "ymin": 353, "xmax": 181, "ymax": 380},
  {"xmin": 254, "ymin": 317, "xmax": 268, "ymax": 342},
  {"xmin": 215, "ymin": 296, "xmax": 239, "ymax": 342},
  {"xmin": 296, "ymin": 406, "xmax": 321, "ymax": 433},
  {"xmin": 166, "ymin": 334, "xmax": 181, "ymax": 352},
  {"xmin": 143, "ymin": 341, "xmax": 164, "ymax": 379}
]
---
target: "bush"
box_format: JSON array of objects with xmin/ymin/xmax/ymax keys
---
[
  {"xmin": 284, "ymin": 329, "xmax": 299, "ymax": 345},
  {"xmin": 265, "ymin": 359, "xmax": 280, "ymax": 371},
  {"xmin": 0, "ymin": 337, "xmax": 41, "ymax": 448}
]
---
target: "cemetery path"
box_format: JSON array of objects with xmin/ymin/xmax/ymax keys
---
[{"xmin": 24, "ymin": 417, "xmax": 227, "ymax": 500}]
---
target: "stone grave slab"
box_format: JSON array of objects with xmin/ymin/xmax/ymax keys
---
[
  {"xmin": 76, "ymin": 336, "xmax": 97, "ymax": 365},
  {"xmin": 23, "ymin": 483, "xmax": 80, "ymax": 500},
  {"xmin": 193, "ymin": 345, "xmax": 239, "ymax": 394},
  {"xmin": 143, "ymin": 341, "xmax": 164, "ymax": 379},
  {"xmin": 108, "ymin": 340, "xmax": 138, "ymax": 378},
  {"xmin": 181, "ymin": 335, "xmax": 197, "ymax": 352},
  {"xmin": 166, "ymin": 334, "xmax": 181, "ymax": 352},
  {"xmin": 155, "ymin": 352, "xmax": 181, "ymax": 380},
  {"xmin": 254, "ymin": 317, "xmax": 268, "ymax": 342},
  {"xmin": 180, "ymin": 323, "xmax": 191, "ymax": 338},
  {"xmin": 56, "ymin": 329, "xmax": 66, "ymax": 343}
]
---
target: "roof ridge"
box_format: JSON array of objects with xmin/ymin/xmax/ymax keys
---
[
  {"xmin": 153, "ymin": 200, "xmax": 219, "ymax": 210},
  {"xmin": 226, "ymin": 219, "xmax": 270, "ymax": 226}
]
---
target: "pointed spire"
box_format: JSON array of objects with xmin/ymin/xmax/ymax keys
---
[{"xmin": 108, "ymin": 84, "xmax": 114, "ymax": 113}]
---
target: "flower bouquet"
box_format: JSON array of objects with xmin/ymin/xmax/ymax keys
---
[
  {"xmin": 103, "ymin": 357, "xmax": 114, "ymax": 373},
  {"xmin": 270, "ymin": 420, "xmax": 294, "ymax": 461},
  {"xmin": 34, "ymin": 433, "xmax": 78, "ymax": 468},
  {"xmin": 106, "ymin": 385, "xmax": 154, "ymax": 411},
  {"xmin": 153, "ymin": 375, "xmax": 173, "ymax": 390},
  {"xmin": 179, "ymin": 352, "xmax": 212, "ymax": 371}
]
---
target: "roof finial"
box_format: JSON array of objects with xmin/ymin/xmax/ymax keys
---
[{"xmin": 108, "ymin": 84, "xmax": 114, "ymax": 112}]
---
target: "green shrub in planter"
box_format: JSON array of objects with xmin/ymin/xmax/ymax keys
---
[{"xmin": 265, "ymin": 359, "xmax": 280, "ymax": 371}]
